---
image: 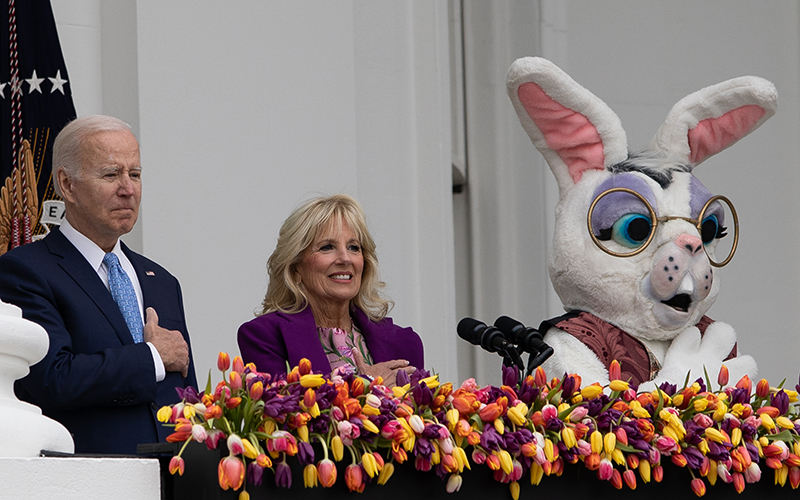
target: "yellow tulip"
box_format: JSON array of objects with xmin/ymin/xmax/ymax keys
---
[
  {"xmin": 361, "ymin": 417, "xmax": 380, "ymax": 435},
  {"xmin": 510, "ymin": 481, "xmax": 520, "ymax": 500},
  {"xmin": 761, "ymin": 414, "xmax": 776, "ymax": 430},
  {"xmin": 453, "ymin": 446, "xmax": 470, "ymax": 471},
  {"xmin": 362, "ymin": 452, "xmax": 378, "ymax": 478},
  {"xmin": 300, "ymin": 374, "xmax": 326, "ymax": 388},
  {"xmin": 241, "ymin": 438, "xmax": 259, "ymax": 459},
  {"xmin": 561, "ymin": 427, "xmax": 577, "ymax": 449},
  {"xmin": 604, "ymin": 432, "xmax": 616, "ymax": 455},
  {"xmin": 544, "ymin": 439, "xmax": 555, "ymax": 462},
  {"xmin": 693, "ymin": 398, "xmax": 709, "ymax": 412},
  {"xmin": 776, "ymin": 416, "xmax": 794, "ymax": 430},
  {"xmin": 581, "ymin": 384, "xmax": 604, "ymax": 400},
  {"xmin": 731, "ymin": 427, "xmax": 742, "ymax": 447},
  {"xmin": 590, "ymin": 431, "xmax": 603, "ymax": 454},
  {"xmin": 497, "ymin": 450, "xmax": 513, "ymax": 475},
  {"xmin": 705, "ymin": 428, "xmax": 727, "ymax": 444},
  {"xmin": 639, "ymin": 459, "xmax": 651, "ymax": 483},
  {"xmin": 377, "ymin": 462, "xmax": 395, "ymax": 485},
  {"xmin": 609, "ymin": 380, "xmax": 629, "ymax": 392},
  {"xmin": 420, "ymin": 375, "xmax": 440, "ymax": 389},
  {"xmin": 713, "ymin": 402, "xmax": 727, "ymax": 422},
  {"xmin": 494, "ymin": 419, "xmax": 505, "ymax": 435},
  {"xmin": 507, "ymin": 406, "xmax": 526, "ymax": 426},
  {"xmin": 612, "ymin": 448, "xmax": 625, "ymax": 466},
  {"xmin": 157, "ymin": 406, "xmax": 173, "ymax": 423},
  {"xmin": 303, "ymin": 464, "xmax": 318, "ymax": 488},
  {"xmin": 531, "ymin": 463, "xmax": 544, "ymax": 485},
  {"xmin": 331, "ymin": 435, "xmax": 344, "ymax": 461}
]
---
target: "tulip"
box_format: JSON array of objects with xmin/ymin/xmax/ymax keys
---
[
  {"xmin": 581, "ymin": 383, "xmax": 604, "ymax": 400},
  {"xmin": 776, "ymin": 464, "xmax": 789, "ymax": 486},
  {"xmin": 622, "ymin": 469, "xmax": 636, "ymax": 490},
  {"xmin": 733, "ymin": 472, "xmax": 745, "ymax": 494},
  {"xmin": 377, "ymin": 461, "xmax": 395, "ymax": 485},
  {"xmin": 744, "ymin": 462, "xmax": 761, "ymax": 483},
  {"xmin": 704, "ymin": 428, "xmax": 726, "ymax": 444},
  {"xmin": 446, "ymin": 474, "xmax": 462, "ymax": 493},
  {"xmin": 228, "ymin": 434, "xmax": 244, "ymax": 455},
  {"xmin": 507, "ymin": 405, "xmax": 526, "ymax": 426},
  {"xmin": 303, "ymin": 464, "xmax": 318, "ymax": 488},
  {"xmin": 318, "ymin": 459, "xmax": 337, "ymax": 487},
  {"xmin": 205, "ymin": 405, "xmax": 223, "ymax": 420},
  {"xmin": 331, "ymin": 435, "xmax": 344, "ymax": 461},
  {"xmin": 756, "ymin": 378, "xmax": 770, "ymax": 398},
  {"xmin": 192, "ymin": 424, "xmax": 207, "ymax": 443},
  {"xmin": 362, "ymin": 451, "xmax": 379, "ymax": 478},
  {"xmin": 232, "ymin": 356, "xmax": 244, "ymax": 374},
  {"xmin": 509, "ymin": 481, "xmax": 520, "ymax": 500},
  {"xmin": 300, "ymin": 374, "xmax": 326, "ymax": 388},
  {"xmin": 274, "ymin": 461, "xmax": 292, "ymax": 489},
  {"xmin": 789, "ymin": 466, "xmax": 800, "ymax": 489},
  {"xmin": 248, "ymin": 381, "xmax": 263, "ymax": 400},
  {"xmin": 604, "ymin": 432, "xmax": 616, "ymax": 455},
  {"xmin": 653, "ymin": 464, "xmax": 664, "ymax": 483},
  {"xmin": 298, "ymin": 357, "xmax": 312, "ymax": 375},
  {"xmin": 239, "ymin": 491, "xmax": 249, "ymax": 500},
  {"xmin": 256, "ymin": 453, "xmax": 271, "ymax": 468},
  {"xmin": 205, "ymin": 429, "xmax": 224, "ymax": 450},
  {"xmin": 169, "ymin": 456, "xmax": 185, "ymax": 476},
  {"xmin": 344, "ymin": 464, "xmax": 365, "ymax": 493},
  {"xmin": 225, "ymin": 397, "xmax": 242, "ymax": 409},
  {"xmin": 610, "ymin": 469, "xmax": 623, "ymax": 490},
  {"xmin": 217, "ymin": 352, "xmax": 230, "ymax": 372},
  {"xmin": 498, "ymin": 450, "xmax": 513, "ymax": 475},
  {"xmin": 691, "ymin": 478, "xmax": 706, "ymax": 497},
  {"xmin": 597, "ymin": 458, "xmax": 614, "ymax": 481},
  {"xmin": 718, "ymin": 364, "xmax": 729, "ymax": 387},
  {"xmin": 639, "ymin": 459, "xmax": 651, "ymax": 483},
  {"xmin": 408, "ymin": 415, "xmax": 425, "ymax": 434},
  {"xmin": 561, "ymin": 427, "xmax": 577, "ymax": 449},
  {"xmin": 157, "ymin": 405, "xmax": 173, "ymax": 423},
  {"xmin": 218, "ymin": 456, "xmax": 245, "ymax": 491},
  {"xmin": 609, "ymin": 360, "xmax": 622, "ymax": 381}
]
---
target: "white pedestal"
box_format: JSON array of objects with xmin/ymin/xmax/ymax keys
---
[{"xmin": 0, "ymin": 456, "xmax": 161, "ymax": 499}]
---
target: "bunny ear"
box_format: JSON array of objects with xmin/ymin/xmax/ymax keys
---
[
  {"xmin": 650, "ymin": 76, "xmax": 777, "ymax": 167},
  {"xmin": 506, "ymin": 57, "xmax": 628, "ymax": 190}
]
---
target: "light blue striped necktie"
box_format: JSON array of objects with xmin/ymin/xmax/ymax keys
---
[{"xmin": 104, "ymin": 252, "xmax": 144, "ymax": 343}]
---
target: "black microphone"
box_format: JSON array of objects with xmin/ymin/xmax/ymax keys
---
[
  {"xmin": 494, "ymin": 316, "xmax": 554, "ymax": 370},
  {"xmin": 457, "ymin": 317, "xmax": 524, "ymax": 369}
]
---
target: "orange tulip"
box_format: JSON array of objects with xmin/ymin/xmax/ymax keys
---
[
  {"xmin": 218, "ymin": 456, "xmax": 245, "ymax": 491},
  {"xmin": 217, "ymin": 352, "xmax": 230, "ymax": 372}
]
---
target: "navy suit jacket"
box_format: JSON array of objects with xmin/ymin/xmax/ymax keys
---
[
  {"xmin": 237, "ymin": 306, "xmax": 424, "ymax": 377},
  {"xmin": 0, "ymin": 227, "xmax": 197, "ymax": 455}
]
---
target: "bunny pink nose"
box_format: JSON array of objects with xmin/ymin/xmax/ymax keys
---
[{"xmin": 675, "ymin": 234, "xmax": 703, "ymax": 256}]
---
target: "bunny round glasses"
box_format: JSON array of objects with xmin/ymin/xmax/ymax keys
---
[{"xmin": 587, "ymin": 187, "xmax": 739, "ymax": 267}]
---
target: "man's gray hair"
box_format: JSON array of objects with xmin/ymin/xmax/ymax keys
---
[{"xmin": 52, "ymin": 115, "xmax": 133, "ymax": 197}]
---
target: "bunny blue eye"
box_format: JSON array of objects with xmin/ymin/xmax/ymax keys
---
[
  {"xmin": 606, "ymin": 213, "xmax": 652, "ymax": 248},
  {"xmin": 700, "ymin": 214, "xmax": 727, "ymax": 245}
]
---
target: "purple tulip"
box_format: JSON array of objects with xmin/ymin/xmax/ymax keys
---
[{"xmin": 275, "ymin": 461, "xmax": 292, "ymax": 488}]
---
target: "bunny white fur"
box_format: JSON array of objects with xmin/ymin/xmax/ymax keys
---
[{"xmin": 506, "ymin": 57, "xmax": 776, "ymax": 389}]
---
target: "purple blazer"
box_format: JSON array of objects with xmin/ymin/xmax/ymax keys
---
[{"xmin": 237, "ymin": 306, "xmax": 424, "ymax": 377}]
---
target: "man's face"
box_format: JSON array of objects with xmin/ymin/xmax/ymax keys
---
[{"xmin": 59, "ymin": 130, "xmax": 142, "ymax": 251}]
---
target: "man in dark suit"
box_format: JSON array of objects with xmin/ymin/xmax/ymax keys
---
[{"xmin": 0, "ymin": 115, "xmax": 197, "ymax": 455}]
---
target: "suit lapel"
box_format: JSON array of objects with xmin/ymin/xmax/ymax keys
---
[{"xmin": 47, "ymin": 229, "xmax": 136, "ymax": 346}]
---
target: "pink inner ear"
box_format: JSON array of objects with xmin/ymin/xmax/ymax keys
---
[
  {"xmin": 688, "ymin": 105, "xmax": 766, "ymax": 164},
  {"xmin": 518, "ymin": 82, "xmax": 605, "ymax": 183}
]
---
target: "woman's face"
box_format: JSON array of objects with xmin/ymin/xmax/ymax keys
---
[{"xmin": 296, "ymin": 219, "xmax": 364, "ymax": 311}]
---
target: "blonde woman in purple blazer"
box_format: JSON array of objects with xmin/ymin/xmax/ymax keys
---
[{"xmin": 238, "ymin": 195, "xmax": 423, "ymax": 387}]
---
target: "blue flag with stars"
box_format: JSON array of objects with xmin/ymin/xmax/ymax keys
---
[{"xmin": 0, "ymin": 0, "xmax": 76, "ymax": 255}]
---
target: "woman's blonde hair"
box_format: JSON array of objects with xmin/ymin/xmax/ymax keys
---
[{"xmin": 259, "ymin": 194, "xmax": 392, "ymax": 321}]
